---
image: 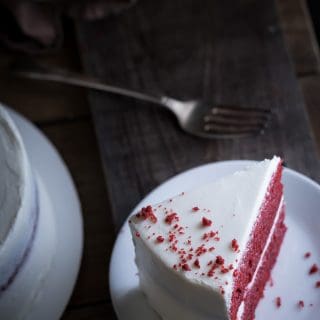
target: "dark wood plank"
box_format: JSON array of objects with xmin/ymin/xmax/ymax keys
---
[
  {"xmin": 76, "ymin": 0, "xmax": 320, "ymax": 230},
  {"xmin": 39, "ymin": 120, "xmax": 115, "ymax": 305},
  {"xmin": 300, "ymin": 75, "xmax": 320, "ymax": 153},
  {"xmin": 0, "ymin": 72, "xmax": 89, "ymax": 123},
  {"xmin": 277, "ymin": 0, "xmax": 320, "ymax": 75},
  {"xmin": 0, "ymin": 23, "xmax": 89, "ymax": 123},
  {"xmin": 62, "ymin": 302, "xmax": 117, "ymax": 320}
]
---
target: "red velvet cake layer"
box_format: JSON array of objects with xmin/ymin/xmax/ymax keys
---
[
  {"xmin": 240, "ymin": 206, "xmax": 287, "ymax": 320},
  {"xmin": 229, "ymin": 162, "xmax": 283, "ymax": 320}
]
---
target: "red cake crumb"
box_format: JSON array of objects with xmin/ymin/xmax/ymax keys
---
[
  {"xmin": 304, "ymin": 252, "xmax": 311, "ymax": 259},
  {"xmin": 233, "ymin": 269, "xmax": 238, "ymax": 277},
  {"xmin": 315, "ymin": 281, "xmax": 320, "ymax": 288},
  {"xmin": 207, "ymin": 269, "xmax": 215, "ymax": 277},
  {"xmin": 165, "ymin": 213, "xmax": 179, "ymax": 225},
  {"xmin": 178, "ymin": 225, "xmax": 185, "ymax": 233},
  {"xmin": 231, "ymin": 239, "xmax": 239, "ymax": 252},
  {"xmin": 136, "ymin": 206, "xmax": 158, "ymax": 223},
  {"xmin": 298, "ymin": 300, "xmax": 304, "ymax": 308},
  {"xmin": 216, "ymin": 255, "xmax": 225, "ymax": 265},
  {"xmin": 195, "ymin": 245, "xmax": 207, "ymax": 256},
  {"xmin": 170, "ymin": 244, "xmax": 178, "ymax": 252},
  {"xmin": 309, "ymin": 264, "xmax": 319, "ymax": 275},
  {"xmin": 194, "ymin": 259, "xmax": 201, "ymax": 268},
  {"xmin": 192, "ymin": 207, "xmax": 200, "ymax": 212},
  {"xmin": 182, "ymin": 263, "xmax": 191, "ymax": 271},
  {"xmin": 156, "ymin": 236, "xmax": 164, "ymax": 243},
  {"xmin": 275, "ymin": 297, "xmax": 281, "ymax": 308},
  {"xmin": 177, "ymin": 226, "xmax": 185, "ymax": 235},
  {"xmin": 135, "ymin": 232, "xmax": 140, "ymax": 237},
  {"xmin": 202, "ymin": 231, "xmax": 217, "ymax": 240},
  {"xmin": 202, "ymin": 217, "xmax": 212, "ymax": 227},
  {"xmin": 221, "ymin": 267, "xmax": 229, "ymax": 274},
  {"xmin": 168, "ymin": 233, "xmax": 175, "ymax": 242}
]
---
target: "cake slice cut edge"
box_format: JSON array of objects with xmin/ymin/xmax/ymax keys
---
[
  {"xmin": 238, "ymin": 200, "xmax": 286, "ymax": 319},
  {"xmin": 129, "ymin": 157, "xmax": 286, "ymax": 320}
]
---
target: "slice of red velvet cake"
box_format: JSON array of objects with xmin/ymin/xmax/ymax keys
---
[{"xmin": 129, "ymin": 157, "xmax": 286, "ymax": 320}]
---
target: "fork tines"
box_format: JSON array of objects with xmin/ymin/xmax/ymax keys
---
[{"xmin": 203, "ymin": 105, "xmax": 272, "ymax": 137}]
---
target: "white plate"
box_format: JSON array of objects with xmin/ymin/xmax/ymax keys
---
[
  {"xmin": 110, "ymin": 161, "xmax": 320, "ymax": 319},
  {"xmin": 8, "ymin": 108, "xmax": 83, "ymax": 320}
]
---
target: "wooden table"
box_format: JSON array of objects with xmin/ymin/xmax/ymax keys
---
[{"xmin": 0, "ymin": 0, "xmax": 319, "ymax": 318}]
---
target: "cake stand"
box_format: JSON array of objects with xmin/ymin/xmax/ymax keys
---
[{"xmin": 7, "ymin": 106, "xmax": 83, "ymax": 320}]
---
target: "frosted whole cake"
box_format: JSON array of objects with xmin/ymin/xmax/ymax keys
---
[
  {"xmin": 0, "ymin": 107, "xmax": 56, "ymax": 319},
  {"xmin": 129, "ymin": 157, "xmax": 286, "ymax": 320}
]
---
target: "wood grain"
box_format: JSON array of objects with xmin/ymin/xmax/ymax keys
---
[
  {"xmin": 0, "ymin": 72, "xmax": 89, "ymax": 124},
  {"xmin": 277, "ymin": 0, "xmax": 320, "ymax": 75},
  {"xmin": 62, "ymin": 302, "xmax": 117, "ymax": 320},
  {"xmin": 40, "ymin": 121, "xmax": 115, "ymax": 306},
  {"xmin": 0, "ymin": 24, "xmax": 90, "ymax": 123},
  {"xmin": 0, "ymin": 1, "xmax": 318, "ymax": 319},
  {"xmin": 77, "ymin": 0, "xmax": 320, "ymax": 230},
  {"xmin": 300, "ymin": 75, "xmax": 320, "ymax": 154}
]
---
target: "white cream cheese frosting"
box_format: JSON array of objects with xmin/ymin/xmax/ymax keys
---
[
  {"xmin": 0, "ymin": 107, "xmax": 25, "ymax": 244},
  {"xmin": 129, "ymin": 157, "xmax": 280, "ymax": 320},
  {"xmin": 0, "ymin": 106, "xmax": 56, "ymax": 320}
]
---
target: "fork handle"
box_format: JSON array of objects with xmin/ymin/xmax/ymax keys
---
[{"xmin": 11, "ymin": 60, "xmax": 163, "ymax": 106}]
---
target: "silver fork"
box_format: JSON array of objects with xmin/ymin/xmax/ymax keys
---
[{"xmin": 11, "ymin": 59, "xmax": 272, "ymax": 139}]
